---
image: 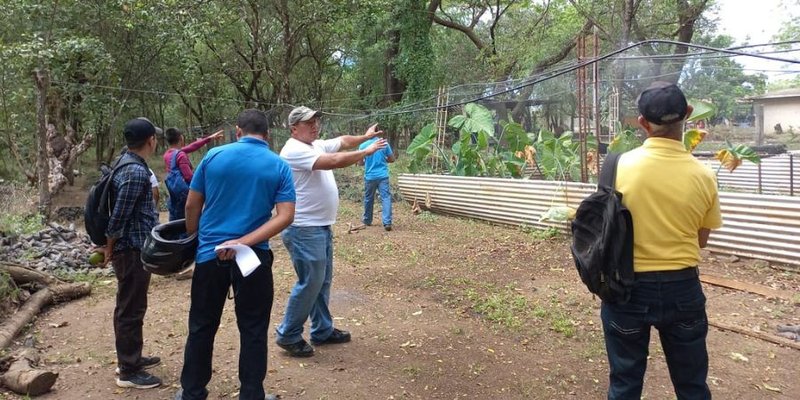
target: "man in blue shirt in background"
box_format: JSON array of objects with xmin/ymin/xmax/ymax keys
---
[
  {"xmin": 359, "ymin": 137, "xmax": 395, "ymax": 231},
  {"xmin": 176, "ymin": 109, "xmax": 295, "ymax": 400}
]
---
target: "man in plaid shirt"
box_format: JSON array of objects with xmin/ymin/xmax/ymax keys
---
[{"xmin": 99, "ymin": 117, "xmax": 163, "ymax": 389}]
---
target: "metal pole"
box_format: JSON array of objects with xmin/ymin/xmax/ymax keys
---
[
  {"xmin": 790, "ymin": 153, "xmax": 794, "ymax": 196},
  {"xmin": 758, "ymin": 161, "xmax": 762, "ymax": 194}
]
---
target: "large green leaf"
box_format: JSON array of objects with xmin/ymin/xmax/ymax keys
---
[
  {"xmin": 499, "ymin": 120, "xmax": 531, "ymax": 152},
  {"xmin": 406, "ymin": 123, "xmax": 436, "ymax": 156},
  {"xmin": 687, "ymin": 99, "xmax": 716, "ymax": 122},
  {"xmin": 683, "ymin": 128, "xmax": 707, "ymax": 152},
  {"xmin": 609, "ymin": 129, "xmax": 643, "ymax": 153},
  {"xmin": 448, "ymin": 103, "xmax": 495, "ymax": 136}
]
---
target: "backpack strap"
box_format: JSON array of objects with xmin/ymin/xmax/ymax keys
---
[
  {"xmin": 598, "ymin": 152, "xmax": 622, "ymax": 189},
  {"xmin": 99, "ymin": 156, "xmax": 147, "ymax": 212},
  {"xmin": 170, "ymin": 150, "xmax": 182, "ymax": 171}
]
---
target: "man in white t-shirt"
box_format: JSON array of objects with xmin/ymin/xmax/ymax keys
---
[
  {"xmin": 276, "ymin": 106, "xmax": 386, "ymax": 357},
  {"xmin": 148, "ymin": 169, "xmax": 159, "ymax": 211}
]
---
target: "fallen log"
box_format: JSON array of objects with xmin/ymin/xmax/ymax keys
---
[
  {"xmin": 0, "ymin": 348, "xmax": 58, "ymax": 396},
  {"xmin": 700, "ymin": 274, "xmax": 795, "ymax": 301},
  {"xmin": 0, "ymin": 263, "xmax": 61, "ymax": 286},
  {"xmin": 710, "ymin": 319, "xmax": 800, "ymax": 351},
  {"xmin": 0, "ymin": 282, "xmax": 91, "ymax": 350}
]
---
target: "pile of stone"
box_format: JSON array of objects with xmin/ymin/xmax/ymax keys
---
[{"xmin": 0, "ymin": 222, "xmax": 110, "ymax": 276}]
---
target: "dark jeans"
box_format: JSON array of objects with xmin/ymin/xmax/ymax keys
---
[
  {"xmin": 112, "ymin": 249, "xmax": 152, "ymax": 375},
  {"xmin": 601, "ymin": 268, "xmax": 711, "ymax": 400},
  {"xmin": 180, "ymin": 248, "xmax": 274, "ymax": 400}
]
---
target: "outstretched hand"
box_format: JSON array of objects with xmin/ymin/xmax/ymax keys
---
[
  {"xmin": 365, "ymin": 123, "xmax": 383, "ymax": 139},
  {"xmin": 207, "ymin": 130, "xmax": 224, "ymax": 141},
  {"xmin": 365, "ymin": 138, "xmax": 387, "ymax": 155}
]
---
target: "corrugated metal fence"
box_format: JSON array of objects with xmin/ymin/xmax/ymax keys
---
[
  {"xmin": 699, "ymin": 153, "xmax": 799, "ymax": 196},
  {"xmin": 398, "ymin": 174, "xmax": 800, "ymax": 267}
]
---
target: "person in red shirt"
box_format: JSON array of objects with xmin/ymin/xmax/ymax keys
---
[
  {"xmin": 163, "ymin": 128, "xmax": 223, "ymax": 221},
  {"xmin": 163, "ymin": 128, "xmax": 223, "ymax": 185}
]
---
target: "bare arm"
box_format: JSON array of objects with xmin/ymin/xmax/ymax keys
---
[
  {"xmin": 216, "ymin": 202, "xmax": 295, "ymax": 260},
  {"xmin": 338, "ymin": 123, "xmax": 382, "ymax": 150},
  {"xmin": 698, "ymin": 228, "xmax": 711, "ymax": 248},
  {"xmin": 185, "ymin": 189, "xmax": 204, "ymax": 235},
  {"xmin": 313, "ymin": 138, "xmax": 387, "ymax": 170},
  {"xmin": 152, "ymin": 187, "xmax": 160, "ymax": 209},
  {"xmin": 386, "ymin": 153, "xmax": 396, "ymax": 163},
  {"xmin": 233, "ymin": 202, "xmax": 294, "ymax": 246}
]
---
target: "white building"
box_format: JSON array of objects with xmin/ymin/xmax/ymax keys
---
[{"xmin": 751, "ymin": 89, "xmax": 800, "ymax": 143}]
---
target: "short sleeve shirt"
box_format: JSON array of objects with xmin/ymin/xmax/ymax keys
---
[
  {"xmin": 148, "ymin": 169, "xmax": 158, "ymax": 188},
  {"xmin": 190, "ymin": 136, "xmax": 295, "ymax": 263},
  {"xmin": 615, "ymin": 137, "xmax": 723, "ymax": 272},
  {"xmin": 280, "ymin": 137, "xmax": 341, "ymax": 227},
  {"xmin": 359, "ymin": 138, "xmax": 394, "ymax": 180}
]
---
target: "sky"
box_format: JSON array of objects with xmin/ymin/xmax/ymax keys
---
[{"xmin": 713, "ymin": 0, "xmax": 800, "ymax": 82}]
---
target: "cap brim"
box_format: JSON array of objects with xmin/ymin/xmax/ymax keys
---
[{"xmin": 300, "ymin": 110, "xmax": 322, "ymax": 122}]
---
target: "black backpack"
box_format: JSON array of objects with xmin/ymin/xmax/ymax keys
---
[
  {"xmin": 570, "ymin": 152, "xmax": 635, "ymax": 304},
  {"xmin": 84, "ymin": 156, "xmax": 145, "ymax": 246}
]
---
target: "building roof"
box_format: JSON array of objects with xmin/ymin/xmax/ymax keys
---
[{"xmin": 750, "ymin": 88, "xmax": 800, "ymax": 101}]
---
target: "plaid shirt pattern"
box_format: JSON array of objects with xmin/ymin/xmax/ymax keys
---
[{"xmin": 106, "ymin": 152, "xmax": 159, "ymax": 253}]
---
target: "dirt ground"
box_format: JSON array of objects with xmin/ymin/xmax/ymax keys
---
[{"xmin": 2, "ymin": 181, "xmax": 799, "ymax": 399}]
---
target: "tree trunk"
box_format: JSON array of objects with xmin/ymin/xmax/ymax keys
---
[
  {"xmin": 0, "ymin": 348, "xmax": 58, "ymax": 396},
  {"xmin": 33, "ymin": 69, "xmax": 52, "ymax": 219},
  {"xmin": 0, "ymin": 283, "xmax": 92, "ymax": 350},
  {"xmin": 0, "ymin": 263, "xmax": 61, "ymax": 286},
  {"xmin": 383, "ymin": 28, "xmax": 406, "ymax": 106}
]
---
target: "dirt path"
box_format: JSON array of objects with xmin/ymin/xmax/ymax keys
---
[{"xmin": 3, "ymin": 200, "xmax": 798, "ymax": 399}]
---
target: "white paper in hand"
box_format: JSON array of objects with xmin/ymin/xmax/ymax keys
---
[{"xmin": 213, "ymin": 243, "xmax": 260, "ymax": 277}]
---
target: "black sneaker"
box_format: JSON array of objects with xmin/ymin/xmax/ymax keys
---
[
  {"xmin": 384, "ymin": 225, "xmax": 392, "ymax": 231},
  {"xmin": 116, "ymin": 370, "xmax": 162, "ymax": 389},
  {"xmin": 311, "ymin": 328, "xmax": 351, "ymax": 345},
  {"xmin": 115, "ymin": 355, "xmax": 161, "ymax": 374},
  {"xmin": 276, "ymin": 339, "xmax": 314, "ymax": 357}
]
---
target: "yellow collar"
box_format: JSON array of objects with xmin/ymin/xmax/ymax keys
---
[{"xmin": 642, "ymin": 137, "xmax": 687, "ymax": 152}]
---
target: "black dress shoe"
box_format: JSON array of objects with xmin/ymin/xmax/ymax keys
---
[
  {"xmin": 311, "ymin": 328, "xmax": 351, "ymax": 345},
  {"xmin": 277, "ymin": 339, "xmax": 314, "ymax": 357}
]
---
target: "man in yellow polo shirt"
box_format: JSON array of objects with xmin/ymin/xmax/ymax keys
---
[{"xmin": 602, "ymin": 82, "xmax": 722, "ymax": 400}]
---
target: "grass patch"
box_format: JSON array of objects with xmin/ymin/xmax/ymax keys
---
[
  {"xmin": 520, "ymin": 225, "xmax": 560, "ymax": 240},
  {"xmin": 0, "ymin": 270, "xmax": 20, "ymax": 302},
  {"xmin": 335, "ymin": 244, "xmax": 366, "ymax": 266},
  {"xmin": 465, "ymin": 285, "xmax": 529, "ymax": 330},
  {"xmin": 0, "ymin": 212, "xmax": 44, "ymax": 235},
  {"xmin": 401, "ymin": 365, "xmax": 421, "ymax": 379},
  {"xmin": 417, "ymin": 211, "xmax": 438, "ymax": 223},
  {"xmin": 549, "ymin": 310, "xmax": 576, "ymax": 338}
]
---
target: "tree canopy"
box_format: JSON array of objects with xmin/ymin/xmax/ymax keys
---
[{"xmin": 1, "ymin": 0, "xmax": 795, "ymax": 188}]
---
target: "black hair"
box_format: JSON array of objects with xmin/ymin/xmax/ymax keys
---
[
  {"xmin": 236, "ymin": 109, "xmax": 269, "ymax": 136},
  {"xmin": 165, "ymin": 127, "xmax": 183, "ymax": 144}
]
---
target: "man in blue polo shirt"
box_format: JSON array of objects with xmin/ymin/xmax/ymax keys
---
[
  {"xmin": 175, "ymin": 109, "xmax": 295, "ymax": 400},
  {"xmin": 359, "ymin": 137, "xmax": 395, "ymax": 230}
]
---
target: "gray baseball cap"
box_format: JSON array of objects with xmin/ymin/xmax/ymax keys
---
[{"xmin": 288, "ymin": 106, "xmax": 322, "ymax": 126}]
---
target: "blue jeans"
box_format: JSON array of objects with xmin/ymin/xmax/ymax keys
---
[
  {"xmin": 180, "ymin": 248, "xmax": 274, "ymax": 400},
  {"xmin": 601, "ymin": 270, "xmax": 711, "ymax": 400},
  {"xmin": 363, "ymin": 177, "xmax": 392, "ymax": 226},
  {"xmin": 276, "ymin": 226, "xmax": 335, "ymax": 345}
]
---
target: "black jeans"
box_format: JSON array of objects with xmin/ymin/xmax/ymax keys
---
[
  {"xmin": 180, "ymin": 248, "xmax": 274, "ymax": 400},
  {"xmin": 112, "ymin": 249, "xmax": 151, "ymax": 375},
  {"xmin": 601, "ymin": 268, "xmax": 711, "ymax": 400}
]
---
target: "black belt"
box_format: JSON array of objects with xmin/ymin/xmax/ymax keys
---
[{"xmin": 634, "ymin": 267, "xmax": 699, "ymax": 282}]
